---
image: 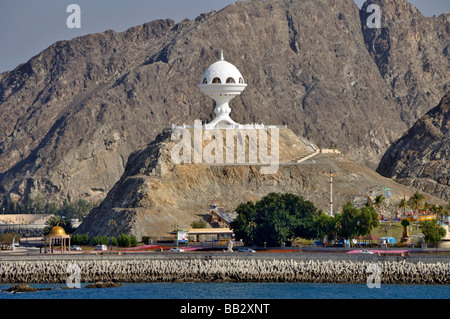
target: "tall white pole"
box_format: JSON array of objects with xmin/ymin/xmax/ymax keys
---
[{"xmin": 330, "ymin": 169, "xmax": 333, "ymax": 216}]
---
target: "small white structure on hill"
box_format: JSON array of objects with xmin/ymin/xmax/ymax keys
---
[{"xmin": 197, "ymin": 50, "xmax": 247, "ymax": 128}]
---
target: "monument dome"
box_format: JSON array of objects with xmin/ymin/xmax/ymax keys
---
[
  {"xmin": 200, "ymin": 51, "xmax": 245, "ymax": 85},
  {"xmin": 198, "ymin": 51, "xmax": 247, "ymax": 128},
  {"xmin": 48, "ymin": 225, "xmax": 67, "ymax": 236},
  {"xmin": 45, "ymin": 224, "xmax": 71, "ymax": 253}
]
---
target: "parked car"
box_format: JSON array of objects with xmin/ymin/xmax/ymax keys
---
[
  {"xmin": 357, "ymin": 249, "xmax": 374, "ymax": 254},
  {"xmin": 95, "ymin": 245, "xmax": 108, "ymax": 251},
  {"xmin": 238, "ymin": 247, "xmax": 256, "ymax": 253},
  {"xmin": 71, "ymin": 245, "xmax": 82, "ymax": 251},
  {"xmin": 169, "ymin": 248, "xmax": 185, "ymax": 252},
  {"xmin": 313, "ymin": 240, "xmax": 324, "ymax": 247}
]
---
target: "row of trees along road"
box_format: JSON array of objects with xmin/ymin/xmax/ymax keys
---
[
  {"xmin": 230, "ymin": 193, "xmax": 379, "ymax": 247},
  {"xmin": 397, "ymin": 191, "xmax": 449, "ymax": 218}
]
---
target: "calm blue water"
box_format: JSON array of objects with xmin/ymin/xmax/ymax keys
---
[{"xmin": 0, "ymin": 282, "xmax": 449, "ymax": 299}]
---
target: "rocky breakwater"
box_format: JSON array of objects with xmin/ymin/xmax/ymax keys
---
[{"xmin": 0, "ymin": 258, "xmax": 448, "ymax": 285}]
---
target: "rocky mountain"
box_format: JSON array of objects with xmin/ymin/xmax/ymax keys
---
[
  {"xmin": 377, "ymin": 91, "xmax": 449, "ymax": 201},
  {"xmin": 75, "ymin": 127, "xmax": 444, "ymax": 239},
  {"xmin": 360, "ymin": 0, "xmax": 450, "ymax": 126},
  {"xmin": 0, "ymin": 0, "xmax": 448, "ymax": 204}
]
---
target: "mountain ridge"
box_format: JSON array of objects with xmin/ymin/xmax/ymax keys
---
[
  {"xmin": 377, "ymin": 91, "xmax": 449, "ymax": 201},
  {"xmin": 0, "ymin": 0, "xmax": 448, "ymax": 204}
]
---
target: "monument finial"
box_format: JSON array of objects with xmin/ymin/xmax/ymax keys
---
[{"xmin": 220, "ymin": 49, "xmax": 224, "ymax": 61}]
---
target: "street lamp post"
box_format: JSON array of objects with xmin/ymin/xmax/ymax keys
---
[
  {"xmin": 330, "ymin": 169, "xmax": 334, "ymax": 216},
  {"xmin": 323, "ymin": 169, "xmax": 337, "ymax": 216}
]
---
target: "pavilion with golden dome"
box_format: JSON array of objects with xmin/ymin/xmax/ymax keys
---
[{"xmin": 44, "ymin": 225, "xmax": 71, "ymax": 253}]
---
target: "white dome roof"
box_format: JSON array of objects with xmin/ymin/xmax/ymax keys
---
[{"xmin": 200, "ymin": 58, "xmax": 245, "ymax": 85}]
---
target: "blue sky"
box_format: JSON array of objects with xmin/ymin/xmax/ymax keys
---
[{"xmin": 0, "ymin": 0, "xmax": 448, "ymax": 73}]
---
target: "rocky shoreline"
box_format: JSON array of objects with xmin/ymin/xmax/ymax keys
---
[{"xmin": 0, "ymin": 258, "xmax": 448, "ymax": 285}]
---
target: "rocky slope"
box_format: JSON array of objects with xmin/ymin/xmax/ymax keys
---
[
  {"xmin": 0, "ymin": 0, "xmax": 448, "ymax": 204},
  {"xmin": 75, "ymin": 127, "xmax": 444, "ymax": 239},
  {"xmin": 360, "ymin": 0, "xmax": 450, "ymax": 126},
  {"xmin": 377, "ymin": 91, "xmax": 449, "ymax": 201}
]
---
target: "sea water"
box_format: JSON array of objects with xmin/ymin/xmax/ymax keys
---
[{"xmin": 0, "ymin": 282, "xmax": 448, "ymax": 299}]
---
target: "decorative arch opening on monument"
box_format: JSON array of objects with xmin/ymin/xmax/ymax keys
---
[
  {"xmin": 226, "ymin": 77, "xmax": 235, "ymax": 83},
  {"xmin": 212, "ymin": 77, "xmax": 222, "ymax": 83},
  {"xmin": 239, "ymin": 77, "xmax": 244, "ymax": 84},
  {"xmin": 202, "ymin": 77, "xmax": 207, "ymax": 84}
]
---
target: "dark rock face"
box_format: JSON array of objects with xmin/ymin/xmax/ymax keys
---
[
  {"xmin": 360, "ymin": 0, "xmax": 450, "ymax": 127},
  {"xmin": 377, "ymin": 91, "xmax": 450, "ymax": 201},
  {"xmin": 0, "ymin": 0, "xmax": 448, "ymax": 204}
]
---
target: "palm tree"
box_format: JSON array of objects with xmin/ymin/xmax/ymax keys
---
[
  {"xmin": 43, "ymin": 215, "xmax": 74, "ymax": 235},
  {"xmin": 398, "ymin": 198, "xmax": 407, "ymax": 209},
  {"xmin": 408, "ymin": 191, "xmax": 425, "ymax": 214},
  {"xmin": 374, "ymin": 194, "xmax": 385, "ymax": 218},
  {"xmin": 431, "ymin": 205, "xmax": 448, "ymax": 223},
  {"xmin": 408, "ymin": 192, "xmax": 425, "ymax": 230},
  {"xmin": 398, "ymin": 197, "xmax": 409, "ymax": 218}
]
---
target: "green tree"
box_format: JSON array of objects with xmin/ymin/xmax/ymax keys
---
[
  {"xmin": 230, "ymin": 193, "xmax": 320, "ymax": 246},
  {"xmin": 0, "ymin": 233, "xmax": 21, "ymax": 250},
  {"xmin": 0, "ymin": 197, "xmax": 99, "ymax": 221},
  {"xmin": 230, "ymin": 201, "xmax": 257, "ymax": 244},
  {"xmin": 190, "ymin": 219, "xmax": 207, "ymax": 228},
  {"xmin": 118, "ymin": 234, "xmax": 131, "ymax": 247},
  {"xmin": 421, "ymin": 220, "xmax": 446, "ymax": 252},
  {"xmin": 314, "ymin": 213, "xmax": 337, "ymax": 242},
  {"xmin": 430, "ymin": 205, "xmax": 448, "ymax": 222},
  {"xmin": 110, "ymin": 236, "xmax": 118, "ymax": 247},
  {"xmin": 99, "ymin": 235, "xmax": 109, "ymax": 246},
  {"xmin": 71, "ymin": 234, "xmax": 89, "ymax": 245},
  {"xmin": 357, "ymin": 205, "xmax": 379, "ymax": 236},
  {"xmin": 91, "ymin": 236, "xmax": 100, "ymax": 246},
  {"xmin": 373, "ymin": 194, "xmax": 385, "ymax": 214},
  {"xmin": 397, "ymin": 198, "xmax": 408, "ymax": 210},
  {"xmin": 333, "ymin": 202, "xmax": 379, "ymax": 243},
  {"xmin": 336, "ymin": 203, "xmax": 360, "ymax": 240},
  {"xmin": 408, "ymin": 191, "xmax": 426, "ymax": 230},
  {"xmin": 43, "ymin": 215, "xmax": 74, "ymax": 235},
  {"xmin": 130, "ymin": 235, "xmax": 138, "ymax": 247},
  {"xmin": 408, "ymin": 191, "xmax": 425, "ymax": 214}
]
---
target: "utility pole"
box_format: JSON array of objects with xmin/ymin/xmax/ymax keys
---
[
  {"xmin": 324, "ymin": 169, "xmax": 337, "ymax": 216},
  {"xmin": 330, "ymin": 169, "xmax": 333, "ymax": 216}
]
